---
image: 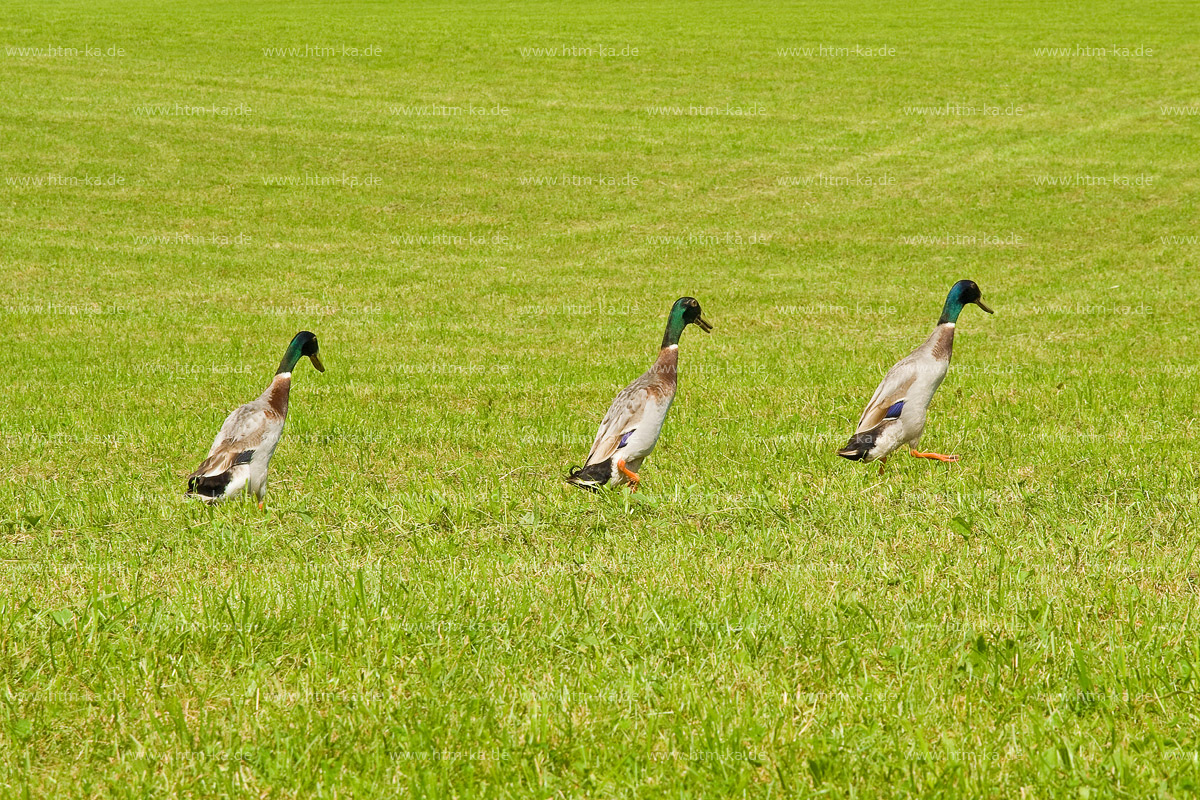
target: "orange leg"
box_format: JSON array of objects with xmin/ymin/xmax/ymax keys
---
[
  {"xmin": 877, "ymin": 456, "xmax": 888, "ymax": 476},
  {"xmin": 909, "ymin": 449, "xmax": 958, "ymax": 463},
  {"xmin": 257, "ymin": 500, "xmax": 265, "ymax": 511},
  {"xmin": 617, "ymin": 459, "xmax": 641, "ymax": 492}
]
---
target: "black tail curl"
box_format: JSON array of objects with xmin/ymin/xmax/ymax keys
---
[
  {"xmin": 187, "ymin": 471, "xmax": 231, "ymax": 499},
  {"xmin": 837, "ymin": 430, "xmax": 877, "ymax": 462},
  {"xmin": 565, "ymin": 459, "xmax": 612, "ymax": 492}
]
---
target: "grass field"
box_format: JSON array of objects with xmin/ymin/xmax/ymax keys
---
[{"xmin": 2, "ymin": 0, "xmax": 1199, "ymax": 796}]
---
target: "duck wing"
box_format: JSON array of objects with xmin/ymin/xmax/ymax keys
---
[
  {"xmin": 583, "ymin": 373, "xmax": 654, "ymax": 467},
  {"xmin": 856, "ymin": 357, "xmax": 918, "ymax": 434},
  {"xmin": 189, "ymin": 401, "xmax": 275, "ymax": 479}
]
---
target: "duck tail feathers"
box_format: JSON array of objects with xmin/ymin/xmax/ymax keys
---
[
  {"xmin": 838, "ymin": 430, "xmax": 878, "ymax": 462},
  {"xmin": 187, "ymin": 471, "xmax": 231, "ymax": 501},
  {"xmin": 566, "ymin": 460, "xmax": 611, "ymax": 492}
]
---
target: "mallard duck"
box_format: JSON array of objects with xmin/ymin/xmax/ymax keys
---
[
  {"xmin": 567, "ymin": 297, "xmax": 711, "ymax": 492},
  {"xmin": 838, "ymin": 280, "xmax": 992, "ymax": 471},
  {"xmin": 187, "ymin": 331, "xmax": 324, "ymax": 507}
]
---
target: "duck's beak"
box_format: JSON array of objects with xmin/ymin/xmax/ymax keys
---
[
  {"xmin": 309, "ymin": 353, "xmax": 325, "ymax": 372},
  {"xmin": 976, "ymin": 299, "xmax": 994, "ymax": 314},
  {"xmin": 696, "ymin": 315, "xmax": 713, "ymax": 333}
]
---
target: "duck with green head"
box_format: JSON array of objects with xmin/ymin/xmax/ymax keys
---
[
  {"xmin": 838, "ymin": 280, "xmax": 992, "ymax": 471},
  {"xmin": 567, "ymin": 297, "xmax": 712, "ymax": 491},
  {"xmin": 187, "ymin": 331, "xmax": 324, "ymax": 508}
]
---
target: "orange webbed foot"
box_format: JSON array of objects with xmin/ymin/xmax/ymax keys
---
[
  {"xmin": 617, "ymin": 459, "xmax": 641, "ymax": 492},
  {"xmin": 909, "ymin": 449, "xmax": 958, "ymax": 463}
]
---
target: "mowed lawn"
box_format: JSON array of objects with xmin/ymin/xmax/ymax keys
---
[{"xmin": 1, "ymin": 0, "xmax": 1198, "ymax": 796}]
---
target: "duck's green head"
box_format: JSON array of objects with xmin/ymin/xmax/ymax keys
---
[
  {"xmin": 938, "ymin": 280, "xmax": 993, "ymax": 325},
  {"xmin": 662, "ymin": 296, "xmax": 713, "ymax": 348},
  {"xmin": 276, "ymin": 330, "xmax": 325, "ymax": 375}
]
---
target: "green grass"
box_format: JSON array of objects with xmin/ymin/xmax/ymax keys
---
[{"xmin": 2, "ymin": 0, "xmax": 1199, "ymax": 796}]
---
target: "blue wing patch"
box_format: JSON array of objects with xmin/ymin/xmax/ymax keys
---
[
  {"xmin": 884, "ymin": 401, "xmax": 905, "ymax": 419},
  {"xmin": 618, "ymin": 430, "xmax": 636, "ymax": 448}
]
